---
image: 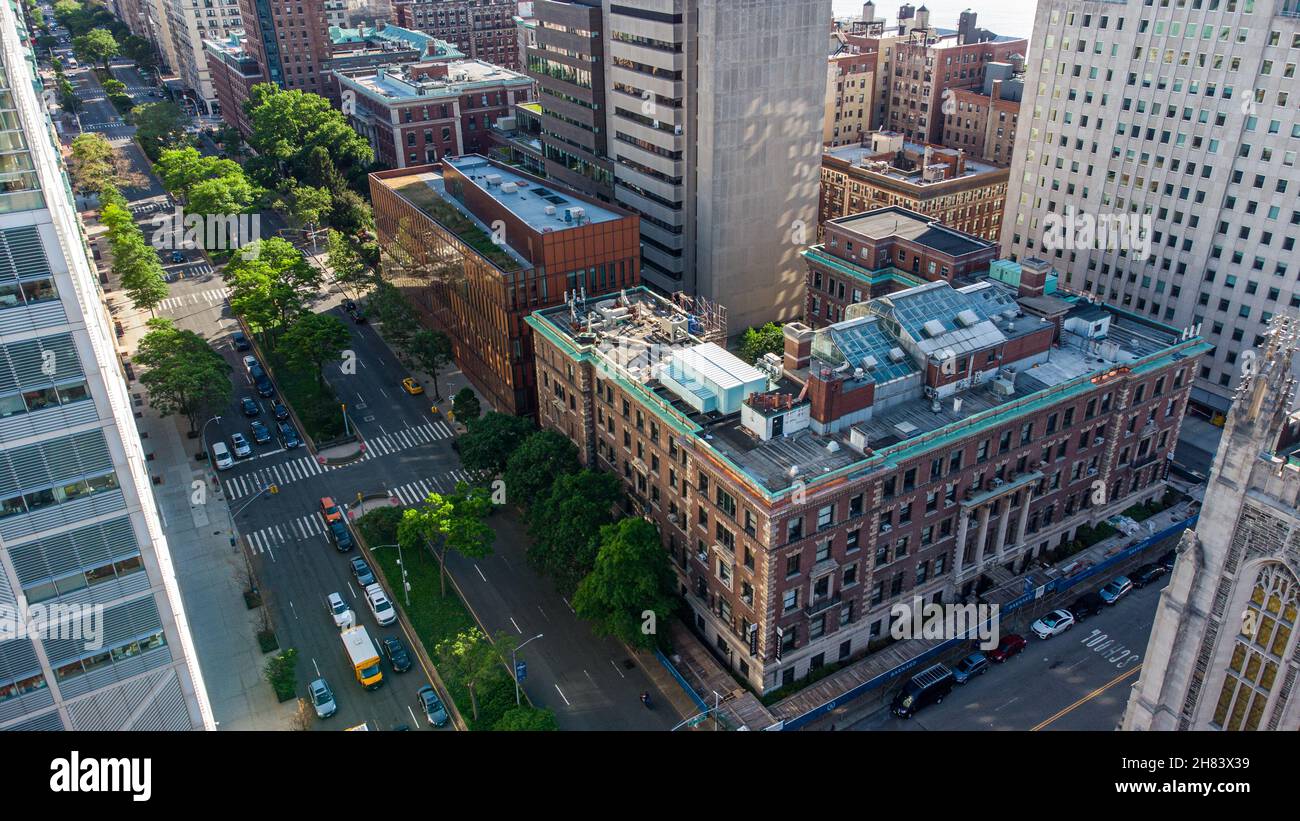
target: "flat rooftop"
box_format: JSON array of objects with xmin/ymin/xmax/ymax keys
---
[
  {"xmin": 379, "ymin": 170, "xmax": 528, "ymax": 272},
  {"xmin": 344, "ymin": 59, "xmax": 528, "ymax": 102},
  {"xmin": 832, "ymin": 208, "xmax": 993, "ymax": 256},
  {"xmin": 444, "ymin": 156, "xmax": 624, "ymax": 233},
  {"xmin": 826, "ymin": 141, "xmax": 1003, "ymax": 184}
]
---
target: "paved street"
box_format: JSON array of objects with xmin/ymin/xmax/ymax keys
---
[{"xmin": 848, "ymin": 538, "xmax": 1173, "ymax": 732}]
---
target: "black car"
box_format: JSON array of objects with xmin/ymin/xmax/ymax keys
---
[
  {"xmin": 272, "ymin": 402, "xmax": 290, "ymax": 421},
  {"xmin": 278, "ymin": 421, "xmax": 302, "ymax": 448},
  {"xmin": 249, "ymin": 420, "xmax": 272, "ymax": 444},
  {"xmin": 1069, "ymin": 591, "xmax": 1106, "ymax": 622},
  {"xmin": 240, "ymin": 397, "xmax": 260, "ymax": 417},
  {"xmin": 382, "ymin": 637, "xmax": 412, "ymax": 673},
  {"xmin": 232, "ymin": 330, "xmax": 251, "ymax": 351},
  {"xmin": 347, "ymin": 307, "xmax": 366, "ymax": 324},
  {"xmin": 328, "ymin": 520, "xmax": 354, "ymax": 552},
  {"xmin": 254, "ymin": 375, "xmax": 274, "ymax": 398},
  {"xmin": 891, "ymin": 663, "xmax": 955, "ymax": 719},
  {"xmin": 1132, "ymin": 562, "xmax": 1168, "ymax": 588},
  {"xmin": 1157, "ymin": 549, "xmax": 1177, "ymax": 572},
  {"xmin": 350, "ymin": 557, "xmax": 376, "ymax": 587}
]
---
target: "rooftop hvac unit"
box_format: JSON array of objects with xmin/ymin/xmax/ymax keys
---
[
  {"xmin": 484, "ymin": 174, "xmax": 503, "ymax": 186},
  {"xmin": 955, "ymin": 309, "xmax": 980, "ymax": 327},
  {"xmin": 563, "ymin": 206, "xmax": 586, "ymax": 223},
  {"xmin": 826, "ymin": 441, "xmax": 841, "ymax": 453},
  {"xmin": 861, "ymin": 355, "xmax": 878, "ymax": 370},
  {"xmin": 888, "ymin": 347, "xmax": 906, "ymax": 363},
  {"xmin": 500, "ymin": 182, "xmax": 518, "ymax": 193},
  {"xmin": 922, "ymin": 319, "xmax": 946, "ymax": 338},
  {"xmin": 544, "ymin": 205, "xmax": 556, "ymax": 215}
]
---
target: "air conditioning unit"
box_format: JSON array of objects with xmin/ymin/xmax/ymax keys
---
[
  {"xmin": 992, "ymin": 477, "xmax": 1005, "ymax": 488},
  {"xmin": 880, "ymin": 522, "xmax": 893, "ymax": 533},
  {"xmin": 1087, "ymin": 466, "xmax": 1099, "ymax": 476},
  {"xmin": 1094, "ymin": 436, "xmax": 1105, "ymax": 446}
]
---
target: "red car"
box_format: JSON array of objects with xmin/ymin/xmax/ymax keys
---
[{"xmin": 985, "ymin": 633, "xmax": 1027, "ymax": 663}]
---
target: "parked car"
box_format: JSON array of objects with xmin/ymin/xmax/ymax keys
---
[
  {"xmin": 232, "ymin": 330, "xmax": 251, "ymax": 351},
  {"xmin": 210, "ymin": 440, "xmax": 233, "ymax": 470},
  {"xmin": 365, "ymin": 583, "xmax": 397, "ymax": 626},
  {"xmin": 1157, "ymin": 549, "xmax": 1178, "ymax": 572},
  {"xmin": 272, "ymin": 402, "xmax": 290, "ymax": 421},
  {"xmin": 952, "ymin": 652, "xmax": 990, "ymax": 684},
  {"xmin": 417, "ymin": 684, "xmax": 448, "ymax": 727},
  {"xmin": 1132, "ymin": 563, "xmax": 1167, "ymax": 589},
  {"xmin": 891, "ymin": 663, "xmax": 955, "ymax": 718},
  {"xmin": 319, "ymin": 496, "xmax": 343, "ymax": 524},
  {"xmin": 278, "ymin": 421, "xmax": 301, "ymax": 448},
  {"xmin": 230, "ymin": 432, "xmax": 251, "ymax": 458},
  {"xmin": 350, "ymin": 557, "xmax": 376, "ymax": 587},
  {"xmin": 382, "ymin": 636, "xmax": 412, "ymax": 674},
  {"xmin": 1069, "ymin": 591, "xmax": 1106, "ymax": 622},
  {"xmin": 249, "ymin": 420, "xmax": 271, "ymax": 444},
  {"xmin": 1031, "ymin": 609, "xmax": 1076, "ymax": 639},
  {"xmin": 240, "ymin": 397, "xmax": 260, "ymax": 417},
  {"xmin": 253, "ymin": 373, "xmax": 274, "ymax": 398},
  {"xmin": 1099, "ymin": 576, "xmax": 1134, "ymax": 605},
  {"xmin": 327, "ymin": 592, "xmax": 354, "ymax": 629},
  {"xmin": 984, "ymin": 633, "xmax": 1027, "ymax": 663},
  {"xmin": 170, "ymin": 250, "xmax": 185, "ymax": 264},
  {"xmin": 242, "ymin": 355, "xmax": 259, "ymax": 372},
  {"xmin": 328, "ymin": 520, "xmax": 354, "ymax": 552},
  {"xmin": 309, "ymin": 678, "xmax": 337, "ymax": 719},
  {"xmin": 347, "ymin": 307, "xmax": 366, "ymax": 324},
  {"xmin": 401, "ymin": 377, "xmax": 424, "ymax": 395}
]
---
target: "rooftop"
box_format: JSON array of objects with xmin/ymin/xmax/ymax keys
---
[
  {"xmin": 339, "ymin": 59, "xmax": 530, "ymax": 103},
  {"xmin": 378, "ymin": 169, "xmax": 527, "ymax": 272},
  {"xmin": 830, "ymin": 207, "xmax": 994, "ymax": 257},
  {"xmin": 826, "ymin": 139, "xmax": 1002, "ymax": 184},
  {"xmin": 328, "ymin": 24, "xmax": 465, "ymax": 60},
  {"xmin": 443, "ymin": 155, "xmax": 624, "ymax": 233},
  {"xmin": 527, "ymin": 284, "xmax": 1207, "ymax": 497}
]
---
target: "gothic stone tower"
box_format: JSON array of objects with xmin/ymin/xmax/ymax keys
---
[{"xmin": 1123, "ymin": 315, "xmax": 1300, "ymax": 731}]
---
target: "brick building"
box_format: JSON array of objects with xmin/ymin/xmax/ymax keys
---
[
  {"xmin": 394, "ymin": 0, "xmax": 520, "ymax": 69},
  {"xmin": 824, "ymin": 50, "xmax": 879, "ymax": 147},
  {"xmin": 370, "ymin": 155, "xmax": 640, "ymax": 415},
  {"xmin": 941, "ymin": 62, "xmax": 1024, "ymax": 166},
  {"xmin": 237, "ymin": 0, "xmax": 337, "ymax": 102},
  {"xmin": 820, "ymin": 130, "xmax": 1008, "ymax": 243},
  {"xmin": 526, "ymin": 274, "xmax": 1208, "ymax": 693},
  {"xmin": 204, "ymin": 34, "xmax": 264, "ymax": 138},
  {"xmin": 336, "ymin": 59, "xmax": 532, "ymax": 169}
]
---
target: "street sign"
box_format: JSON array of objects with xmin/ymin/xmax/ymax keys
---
[{"xmin": 515, "ymin": 660, "xmax": 527, "ymax": 683}]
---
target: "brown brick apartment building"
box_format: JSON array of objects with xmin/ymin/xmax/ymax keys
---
[
  {"xmin": 370, "ymin": 154, "xmax": 640, "ymax": 416},
  {"xmin": 394, "ymin": 0, "xmax": 520, "ymax": 70},
  {"xmin": 525, "ymin": 276, "xmax": 1208, "ymax": 693},
  {"xmin": 204, "ymin": 34, "xmax": 264, "ymax": 139}
]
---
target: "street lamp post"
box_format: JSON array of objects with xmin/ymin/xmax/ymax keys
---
[
  {"xmin": 512, "ymin": 633, "xmax": 544, "ymax": 706},
  {"xmin": 200, "ymin": 415, "xmax": 222, "ymax": 470},
  {"xmin": 370, "ymin": 544, "xmax": 410, "ymax": 606}
]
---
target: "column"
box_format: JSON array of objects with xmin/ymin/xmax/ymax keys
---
[
  {"xmin": 993, "ymin": 499, "xmax": 1012, "ymax": 561},
  {"xmin": 974, "ymin": 505, "xmax": 991, "ymax": 566},
  {"xmin": 1015, "ymin": 488, "xmax": 1035, "ymax": 548},
  {"xmin": 953, "ymin": 509, "xmax": 972, "ymax": 575}
]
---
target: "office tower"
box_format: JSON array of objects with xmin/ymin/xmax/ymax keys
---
[
  {"xmin": 1124, "ymin": 315, "xmax": 1300, "ymax": 731},
  {"xmin": 238, "ymin": 0, "xmax": 337, "ymax": 101},
  {"xmin": 0, "ymin": 6, "xmax": 212, "ymax": 730},
  {"xmin": 165, "ymin": 0, "xmax": 245, "ymax": 115},
  {"xmin": 1001, "ymin": 0, "xmax": 1300, "ymax": 417},
  {"xmin": 602, "ymin": 0, "xmax": 830, "ymax": 331}
]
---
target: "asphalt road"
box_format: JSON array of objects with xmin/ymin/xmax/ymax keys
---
[{"xmin": 849, "ymin": 548, "xmax": 1171, "ymax": 731}]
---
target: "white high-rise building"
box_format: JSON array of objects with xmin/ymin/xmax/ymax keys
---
[
  {"xmin": 166, "ymin": 0, "xmax": 245, "ymax": 115},
  {"xmin": 1001, "ymin": 0, "xmax": 1300, "ymax": 417},
  {"xmin": 1124, "ymin": 315, "xmax": 1300, "ymax": 731},
  {"xmin": 0, "ymin": 7, "xmax": 212, "ymax": 730},
  {"xmin": 602, "ymin": 0, "xmax": 830, "ymax": 331}
]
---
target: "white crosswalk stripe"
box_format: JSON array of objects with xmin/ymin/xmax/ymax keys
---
[
  {"xmin": 386, "ymin": 470, "xmax": 490, "ymax": 506},
  {"xmin": 360, "ymin": 422, "xmax": 452, "ymax": 460},
  {"xmin": 158, "ymin": 285, "xmax": 228, "ymax": 311},
  {"xmin": 244, "ymin": 512, "xmax": 328, "ymax": 554}
]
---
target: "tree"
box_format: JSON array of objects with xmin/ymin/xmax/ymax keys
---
[
  {"xmin": 740, "ymin": 321, "xmax": 784, "ymax": 364},
  {"xmin": 397, "ymin": 483, "xmax": 494, "ymax": 597},
  {"xmin": 435, "ymin": 628, "xmax": 514, "ymax": 724},
  {"xmin": 224, "ymin": 238, "xmax": 320, "ymax": 339},
  {"xmin": 325, "ymin": 228, "xmax": 371, "ymax": 287},
  {"xmin": 279, "ymin": 312, "xmax": 351, "ymax": 386},
  {"xmin": 365, "ymin": 280, "xmax": 418, "ymax": 352},
  {"xmin": 243, "ymin": 84, "xmax": 374, "ymax": 183},
  {"xmin": 68, "ymin": 132, "xmax": 121, "ymax": 194},
  {"xmin": 73, "ymin": 28, "xmax": 117, "ymax": 71},
  {"xmin": 134, "ymin": 318, "xmax": 233, "ymax": 432},
  {"xmin": 57, "ymin": 76, "xmax": 81, "ymax": 113},
  {"xmin": 504, "ymin": 430, "xmax": 580, "ymax": 511},
  {"xmin": 120, "ymin": 34, "xmax": 158, "ymax": 71},
  {"xmin": 283, "ymin": 183, "xmax": 333, "ymax": 232},
  {"xmin": 100, "ymin": 201, "xmax": 168, "ymax": 315},
  {"xmin": 132, "ymin": 101, "xmax": 189, "ymax": 161},
  {"xmin": 408, "ymin": 328, "xmax": 454, "ymax": 400},
  {"xmin": 492, "ymin": 706, "xmax": 558, "ymax": 731},
  {"xmin": 457, "ymin": 412, "xmax": 534, "ymax": 475},
  {"xmin": 187, "ymin": 173, "xmax": 256, "ymax": 219},
  {"xmin": 572, "ymin": 517, "xmax": 677, "ymax": 650},
  {"xmin": 155, "ymin": 147, "xmax": 244, "ymax": 202},
  {"xmin": 451, "ymin": 387, "xmax": 480, "ymax": 423},
  {"xmin": 526, "ymin": 470, "xmax": 622, "ymax": 596}
]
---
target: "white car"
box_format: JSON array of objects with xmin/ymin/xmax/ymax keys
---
[
  {"xmin": 309, "ymin": 678, "xmax": 337, "ymax": 719},
  {"xmin": 327, "ymin": 592, "xmax": 354, "ymax": 629},
  {"xmin": 242, "ymin": 354, "xmax": 259, "ymax": 372},
  {"xmin": 1031, "ymin": 609, "xmax": 1076, "ymax": 639},
  {"xmin": 364, "ymin": 583, "xmax": 397, "ymax": 626},
  {"xmin": 230, "ymin": 432, "xmax": 252, "ymax": 458},
  {"xmin": 210, "ymin": 440, "xmax": 233, "ymax": 470}
]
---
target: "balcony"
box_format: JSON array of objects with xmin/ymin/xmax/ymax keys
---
[{"xmin": 805, "ymin": 592, "xmax": 843, "ymax": 617}]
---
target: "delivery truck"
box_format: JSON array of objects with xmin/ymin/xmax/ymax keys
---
[{"xmin": 341, "ymin": 626, "xmax": 383, "ymax": 690}]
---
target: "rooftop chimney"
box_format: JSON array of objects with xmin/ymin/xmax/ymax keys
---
[
  {"xmin": 783, "ymin": 322, "xmax": 814, "ymax": 373},
  {"xmin": 1019, "ymin": 257, "xmax": 1050, "ymax": 298}
]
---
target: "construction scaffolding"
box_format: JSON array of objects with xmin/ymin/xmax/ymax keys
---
[{"xmin": 672, "ymin": 291, "xmax": 728, "ymax": 344}]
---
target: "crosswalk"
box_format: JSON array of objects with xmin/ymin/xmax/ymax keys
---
[
  {"xmin": 363, "ymin": 420, "xmax": 454, "ymax": 456},
  {"xmin": 240, "ymin": 469, "xmax": 484, "ymax": 554},
  {"xmin": 130, "ymin": 199, "xmax": 175, "ymax": 216},
  {"xmin": 159, "ymin": 284, "xmax": 227, "ymax": 311},
  {"xmin": 161, "ymin": 261, "xmax": 216, "ymax": 283},
  {"xmin": 81, "ymin": 121, "xmax": 128, "ymax": 131},
  {"xmin": 222, "ymin": 422, "xmax": 460, "ymax": 500}
]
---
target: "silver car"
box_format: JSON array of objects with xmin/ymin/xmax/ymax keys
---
[{"xmin": 309, "ymin": 678, "xmax": 337, "ymax": 719}]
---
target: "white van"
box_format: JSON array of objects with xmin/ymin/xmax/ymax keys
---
[{"xmin": 211, "ymin": 441, "xmax": 234, "ymax": 470}]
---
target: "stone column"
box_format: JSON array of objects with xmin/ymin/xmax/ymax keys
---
[
  {"xmin": 954, "ymin": 509, "xmax": 972, "ymax": 576},
  {"xmin": 974, "ymin": 504, "xmax": 991, "ymax": 565},
  {"xmin": 1016, "ymin": 487, "xmax": 1035, "ymax": 548},
  {"xmin": 993, "ymin": 499, "xmax": 1012, "ymax": 560}
]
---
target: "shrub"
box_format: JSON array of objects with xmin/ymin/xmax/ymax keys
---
[{"xmin": 264, "ymin": 648, "xmax": 298, "ymax": 702}]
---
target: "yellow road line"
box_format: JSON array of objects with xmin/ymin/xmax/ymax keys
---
[{"xmin": 1031, "ymin": 664, "xmax": 1142, "ymax": 731}]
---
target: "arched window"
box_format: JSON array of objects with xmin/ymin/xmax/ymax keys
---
[{"xmin": 1212, "ymin": 563, "xmax": 1299, "ymax": 729}]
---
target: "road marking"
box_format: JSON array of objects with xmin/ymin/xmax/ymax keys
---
[
  {"xmin": 509, "ymin": 617, "xmax": 522, "ymax": 633},
  {"xmin": 554, "ymin": 684, "xmax": 571, "ymax": 707},
  {"xmin": 407, "ymin": 705, "xmax": 419, "ymax": 727},
  {"xmin": 1030, "ymin": 664, "xmax": 1143, "ymax": 731},
  {"xmin": 539, "ymin": 606, "xmax": 549, "ymax": 622},
  {"xmin": 609, "ymin": 660, "xmax": 625, "ymax": 679},
  {"xmin": 474, "ymin": 564, "xmax": 487, "ymax": 582},
  {"xmin": 379, "ymin": 425, "xmax": 388, "ymax": 436}
]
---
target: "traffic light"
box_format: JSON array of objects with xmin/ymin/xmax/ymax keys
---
[{"xmin": 268, "ymin": 484, "xmax": 279, "ymax": 495}]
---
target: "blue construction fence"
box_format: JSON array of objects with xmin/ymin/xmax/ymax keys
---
[
  {"xmin": 654, "ymin": 648, "xmax": 710, "ymax": 714},
  {"xmin": 778, "ymin": 514, "xmax": 1198, "ymax": 730}
]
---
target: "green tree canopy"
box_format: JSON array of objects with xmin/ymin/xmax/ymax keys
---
[
  {"xmin": 72, "ymin": 27, "xmax": 117, "ymax": 70},
  {"xmin": 435, "ymin": 628, "xmax": 514, "ymax": 724},
  {"xmin": 224, "ymin": 237, "xmax": 320, "ymax": 338},
  {"xmin": 100, "ymin": 201, "xmax": 168, "ymax": 314},
  {"xmin": 365, "ymin": 279, "xmax": 418, "ymax": 352},
  {"xmin": 325, "ymin": 228, "xmax": 371, "ymax": 287},
  {"xmin": 451, "ymin": 387, "xmax": 480, "ymax": 423},
  {"xmin": 279, "ymin": 312, "xmax": 351, "ymax": 386},
  {"xmin": 503, "ymin": 430, "xmax": 580, "ymax": 511},
  {"xmin": 740, "ymin": 321, "xmax": 785, "ymax": 364},
  {"xmin": 397, "ymin": 483, "xmax": 495, "ymax": 597},
  {"xmin": 458, "ymin": 412, "xmax": 534, "ymax": 475},
  {"xmin": 572, "ymin": 517, "xmax": 676, "ymax": 651},
  {"xmin": 69, "ymin": 132, "xmax": 122, "ymax": 194},
  {"xmin": 243, "ymin": 84, "xmax": 374, "ymax": 182},
  {"xmin": 155, "ymin": 147, "xmax": 244, "ymax": 201},
  {"xmin": 492, "ymin": 705, "xmax": 558, "ymax": 731},
  {"xmin": 132, "ymin": 102, "xmax": 189, "ymax": 161},
  {"xmin": 134, "ymin": 318, "xmax": 233, "ymax": 432},
  {"xmin": 525, "ymin": 470, "xmax": 622, "ymax": 596},
  {"xmin": 407, "ymin": 328, "xmax": 454, "ymax": 400}
]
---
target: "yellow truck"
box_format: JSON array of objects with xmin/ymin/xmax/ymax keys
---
[{"xmin": 341, "ymin": 626, "xmax": 383, "ymax": 690}]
